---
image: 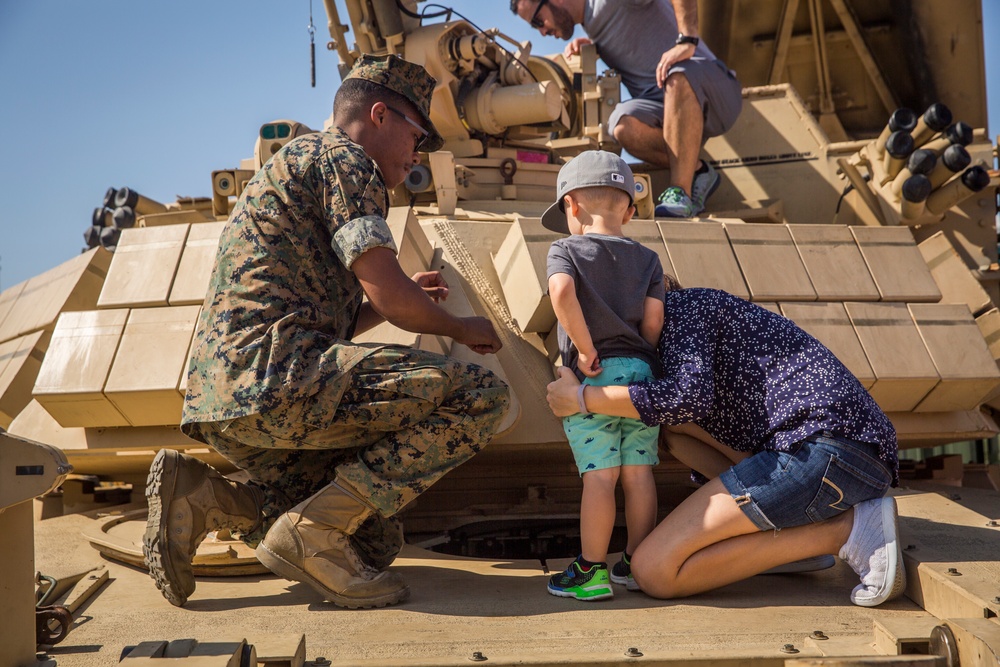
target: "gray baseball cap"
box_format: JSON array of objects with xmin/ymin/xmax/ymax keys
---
[{"xmin": 541, "ymin": 150, "xmax": 636, "ymax": 234}]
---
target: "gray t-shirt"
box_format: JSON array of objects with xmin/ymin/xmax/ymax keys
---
[
  {"xmin": 584, "ymin": 0, "xmax": 718, "ymax": 100},
  {"xmin": 546, "ymin": 233, "xmax": 664, "ymax": 378}
]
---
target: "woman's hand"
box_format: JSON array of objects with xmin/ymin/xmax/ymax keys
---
[{"xmin": 547, "ymin": 366, "xmax": 582, "ymax": 417}]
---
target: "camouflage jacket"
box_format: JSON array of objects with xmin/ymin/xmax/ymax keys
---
[{"xmin": 182, "ymin": 128, "xmax": 397, "ymax": 424}]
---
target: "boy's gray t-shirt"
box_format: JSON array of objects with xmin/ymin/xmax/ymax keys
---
[
  {"xmin": 583, "ymin": 0, "xmax": 719, "ymax": 100},
  {"xmin": 546, "ymin": 233, "xmax": 664, "ymax": 378}
]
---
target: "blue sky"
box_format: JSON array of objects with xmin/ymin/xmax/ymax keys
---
[{"xmin": 0, "ymin": 1, "xmax": 997, "ymax": 290}]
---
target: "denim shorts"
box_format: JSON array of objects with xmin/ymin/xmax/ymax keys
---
[{"xmin": 719, "ymin": 432, "xmax": 892, "ymax": 531}]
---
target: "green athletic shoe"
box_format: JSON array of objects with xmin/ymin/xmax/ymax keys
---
[
  {"xmin": 610, "ymin": 553, "xmax": 640, "ymax": 591},
  {"xmin": 655, "ymin": 186, "xmax": 699, "ymax": 218},
  {"xmin": 547, "ymin": 558, "xmax": 613, "ymax": 600}
]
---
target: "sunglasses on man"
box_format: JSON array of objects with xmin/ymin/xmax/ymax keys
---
[
  {"xmin": 386, "ymin": 105, "xmax": 432, "ymax": 152},
  {"xmin": 529, "ymin": 0, "xmax": 549, "ymax": 28}
]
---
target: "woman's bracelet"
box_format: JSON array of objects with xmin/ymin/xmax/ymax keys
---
[{"xmin": 577, "ymin": 384, "xmax": 589, "ymax": 415}]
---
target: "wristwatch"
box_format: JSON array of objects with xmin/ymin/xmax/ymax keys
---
[{"xmin": 676, "ymin": 33, "xmax": 699, "ymax": 47}]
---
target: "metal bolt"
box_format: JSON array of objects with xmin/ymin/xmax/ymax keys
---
[
  {"xmin": 987, "ymin": 520, "xmax": 999, "ymax": 527},
  {"xmin": 625, "ymin": 647, "xmax": 643, "ymax": 658},
  {"xmin": 781, "ymin": 644, "xmax": 800, "ymax": 654},
  {"xmin": 992, "ymin": 596, "xmax": 1000, "ymax": 604},
  {"xmin": 470, "ymin": 651, "xmax": 487, "ymax": 662},
  {"xmin": 947, "ymin": 568, "xmax": 962, "ymax": 576},
  {"xmin": 811, "ymin": 631, "xmax": 829, "ymax": 640},
  {"xmin": 313, "ymin": 658, "xmax": 331, "ymax": 667}
]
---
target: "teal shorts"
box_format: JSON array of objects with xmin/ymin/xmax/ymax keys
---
[{"xmin": 562, "ymin": 357, "xmax": 660, "ymax": 475}]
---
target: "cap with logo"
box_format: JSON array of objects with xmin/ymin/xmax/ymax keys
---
[
  {"xmin": 541, "ymin": 150, "xmax": 636, "ymax": 234},
  {"xmin": 344, "ymin": 53, "xmax": 445, "ymax": 152}
]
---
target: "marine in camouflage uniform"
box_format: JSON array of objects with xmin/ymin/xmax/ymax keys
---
[{"xmin": 143, "ymin": 54, "xmax": 510, "ymax": 610}]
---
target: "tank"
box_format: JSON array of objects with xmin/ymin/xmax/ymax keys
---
[{"xmin": 1, "ymin": 1, "xmax": 999, "ymax": 665}]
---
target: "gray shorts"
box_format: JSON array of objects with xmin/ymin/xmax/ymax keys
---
[{"xmin": 609, "ymin": 57, "xmax": 743, "ymax": 140}]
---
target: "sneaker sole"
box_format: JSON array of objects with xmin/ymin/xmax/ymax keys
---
[
  {"xmin": 142, "ymin": 449, "xmax": 191, "ymax": 607},
  {"xmin": 761, "ymin": 554, "xmax": 836, "ymax": 575},
  {"xmin": 609, "ymin": 572, "xmax": 640, "ymax": 591},
  {"xmin": 255, "ymin": 542, "xmax": 409, "ymax": 609},
  {"xmin": 852, "ymin": 497, "xmax": 906, "ymax": 607},
  {"xmin": 547, "ymin": 583, "xmax": 614, "ymax": 601}
]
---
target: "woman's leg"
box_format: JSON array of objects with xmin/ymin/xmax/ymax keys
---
[
  {"xmin": 580, "ymin": 466, "xmax": 620, "ymax": 563},
  {"xmin": 620, "ymin": 465, "xmax": 658, "ymax": 554},
  {"xmin": 630, "ymin": 477, "xmax": 854, "ymax": 598}
]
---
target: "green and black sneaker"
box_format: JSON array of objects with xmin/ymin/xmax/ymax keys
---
[
  {"xmin": 610, "ymin": 553, "xmax": 640, "ymax": 591},
  {"xmin": 547, "ymin": 557, "xmax": 613, "ymax": 600}
]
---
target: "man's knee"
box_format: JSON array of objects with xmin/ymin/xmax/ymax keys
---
[{"xmin": 612, "ymin": 115, "xmax": 647, "ymax": 147}]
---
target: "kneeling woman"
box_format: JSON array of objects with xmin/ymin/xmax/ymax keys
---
[{"xmin": 546, "ymin": 287, "xmax": 904, "ymax": 607}]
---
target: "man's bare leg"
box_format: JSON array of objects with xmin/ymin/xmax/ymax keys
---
[
  {"xmin": 614, "ymin": 116, "xmax": 671, "ymax": 168},
  {"xmin": 662, "ymin": 72, "xmax": 704, "ymax": 195}
]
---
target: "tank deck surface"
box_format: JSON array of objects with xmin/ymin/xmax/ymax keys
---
[{"xmin": 32, "ymin": 483, "xmax": 1000, "ymax": 666}]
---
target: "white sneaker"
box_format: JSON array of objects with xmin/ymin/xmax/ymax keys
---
[{"xmin": 838, "ymin": 496, "xmax": 906, "ymax": 607}]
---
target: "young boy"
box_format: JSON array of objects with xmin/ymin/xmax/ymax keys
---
[{"xmin": 542, "ymin": 150, "xmax": 665, "ymax": 600}]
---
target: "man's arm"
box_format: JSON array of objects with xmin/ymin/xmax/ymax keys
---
[
  {"xmin": 657, "ymin": 0, "xmax": 699, "ymax": 87},
  {"xmin": 549, "ymin": 272, "xmax": 601, "ymax": 377},
  {"xmin": 353, "ymin": 247, "xmax": 501, "ymax": 354},
  {"xmin": 354, "ymin": 270, "xmax": 451, "ymax": 335}
]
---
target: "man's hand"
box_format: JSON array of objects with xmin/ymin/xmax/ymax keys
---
[
  {"xmin": 577, "ymin": 349, "xmax": 602, "ymax": 377},
  {"xmin": 563, "ymin": 37, "xmax": 593, "ymax": 58},
  {"xmin": 456, "ymin": 316, "xmax": 503, "ymax": 355},
  {"xmin": 547, "ymin": 366, "xmax": 582, "ymax": 417},
  {"xmin": 656, "ymin": 42, "xmax": 695, "ymax": 87},
  {"xmin": 412, "ymin": 271, "xmax": 449, "ymax": 303}
]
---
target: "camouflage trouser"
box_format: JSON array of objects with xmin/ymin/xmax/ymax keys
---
[{"xmin": 186, "ymin": 347, "xmax": 509, "ymax": 567}]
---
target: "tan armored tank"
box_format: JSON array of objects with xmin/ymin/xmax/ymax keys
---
[{"xmin": 1, "ymin": 1, "xmax": 999, "ymax": 665}]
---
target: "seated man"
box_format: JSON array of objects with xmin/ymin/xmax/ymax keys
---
[{"xmin": 509, "ymin": 0, "xmax": 743, "ymax": 216}]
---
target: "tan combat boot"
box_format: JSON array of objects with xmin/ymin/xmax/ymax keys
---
[
  {"xmin": 255, "ymin": 480, "xmax": 410, "ymax": 609},
  {"xmin": 143, "ymin": 448, "xmax": 263, "ymax": 607}
]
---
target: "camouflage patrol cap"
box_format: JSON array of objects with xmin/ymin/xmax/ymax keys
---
[{"xmin": 345, "ymin": 53, "xmax": 444, "ymax": 152}]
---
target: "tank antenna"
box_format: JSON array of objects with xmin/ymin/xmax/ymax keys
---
[{"xmin": 308, "ymin": 0, "xmax": 316, "ymax": 88}]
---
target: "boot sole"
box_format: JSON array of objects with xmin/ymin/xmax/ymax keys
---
[
  {"xmin": 142, "ymin": 449, "xmax": 191, "ymax": 607},
  {"xmin": 255, "ymin": 542, "xmax": 410, "ymax": 609}
]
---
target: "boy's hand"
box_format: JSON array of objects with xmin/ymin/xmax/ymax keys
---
[
  {"xmin": 412, "ymin": 271, "xmax": 449, "ymax": 303},
  {"xmin": 577, "ymin": 349, "xmax": 602, "ymax": 377},
  {"xmin": 456, "ymin": 316, "xmax": 503, "ymax": 355}
]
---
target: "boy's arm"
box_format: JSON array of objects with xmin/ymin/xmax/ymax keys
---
[
  {"xmin": 549, "ymin": 272, "xmax": 602, "ymax": 376},
  {"xmin": 640, "ymin": 295, "xmax": 664, "ymax": 348}
]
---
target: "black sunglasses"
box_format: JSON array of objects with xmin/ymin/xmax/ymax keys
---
[
  {"xmin": 529, "ymin": 0, "xmax": 549, "ymax": 28},
  {"xmin": 385, "ymin": 105, "xmax": 432, "ymax": 152}
]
